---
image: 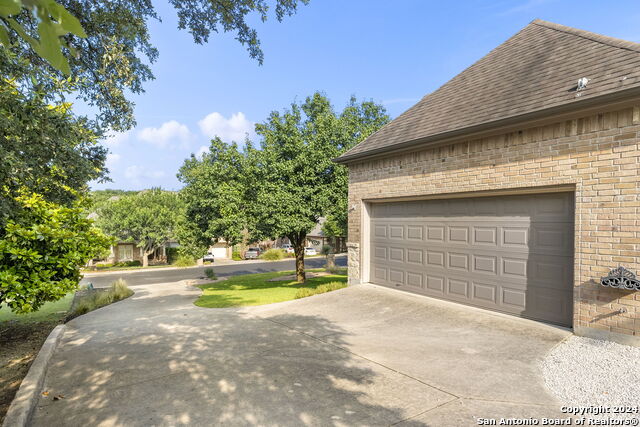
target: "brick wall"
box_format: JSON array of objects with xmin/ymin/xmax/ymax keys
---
[{"xmin": 346, "ymin": 105, "xmax": 640, "ymax": 343}]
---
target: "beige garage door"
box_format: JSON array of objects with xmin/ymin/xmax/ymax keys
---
[{"xmin": 369, "ymin": 192, "xmax": 574, "ymax": 326}]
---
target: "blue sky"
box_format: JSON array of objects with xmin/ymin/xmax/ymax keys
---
[{"xmin": 90, "ymin": 0, "xmax": 640, "ymax": 191}]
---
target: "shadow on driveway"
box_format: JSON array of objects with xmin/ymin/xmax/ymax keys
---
[{"xmin": 32, "ymin": 283, "xmax": 436, "ymax": 426}]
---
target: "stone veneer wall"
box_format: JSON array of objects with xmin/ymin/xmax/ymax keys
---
[{"xmin": 346, "ymin": 105, "xmax": 640, "ymax": 344}]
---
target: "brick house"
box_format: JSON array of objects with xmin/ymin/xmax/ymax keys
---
[{"xmin": 335, "ymin": 20, "xmax": 640, "ymax": 346}]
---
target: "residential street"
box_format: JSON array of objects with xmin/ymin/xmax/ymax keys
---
[
  {"xmin": 31, "ymin": 281, "xmax": 571, "ymax": 426},
  {"xmin": 81, "ymin": 255, "xmax": 347, "ymax": 288}
]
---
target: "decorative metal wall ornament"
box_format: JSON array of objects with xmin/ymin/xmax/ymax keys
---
[{"xmin": 600, "ymin": 267, "xmax": 640, "ymax": 291}]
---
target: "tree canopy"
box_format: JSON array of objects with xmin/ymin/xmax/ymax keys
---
[
  {"xmin": 0, "ymin": 0, "xmax": 310, "ymax": 131},
  {"xmin": 177, "ymin": 93, "xmax": 387, "ymax": 282},
  {"xmin": 178, "ymin": 137, "xmax": 248, "ymax": 255},
  {"xmin": 95, "ymin": 189, "xmax": 183, "ymax": 267}
]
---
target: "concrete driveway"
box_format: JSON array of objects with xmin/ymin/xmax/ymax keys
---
[{"xmin": 32, "ymin": 282, "xmax": 571, "ymax": 426}]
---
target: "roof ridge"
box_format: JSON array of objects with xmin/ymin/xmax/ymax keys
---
[{"xmin": 532, "ymin": 19, "xmax": 640, "ymax": 54}]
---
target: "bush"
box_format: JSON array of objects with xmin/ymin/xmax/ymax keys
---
[
  {"xmin": 204, "ymin": 268, "xmax": 217, "ymax": 280},
  {"xmin": 294, "ymin": 281, "xmax": 347, "ymax": 299},
  {"xmin": 232, "ymin": 251, "xmax": 242, "ymax": 261},
  {"xmin": 320, "ymin": 245, "xmax": 333, "ymax": 256},
  {"xmin": 70, "ymin": 279, "xmax": 133, "ymax": 319},
  {"xmin": 166, "ymin": 247, "xmax": 179, "ymax": 264},
  {"xmin": 95, "ymin": 262, "xmax": 114, "ymax": 268},
  {"xmin": 174, "ymin": 255, "xmax": 196, "ymax": 267},
  {"xmin": 260, "ymin": 248, "xmax": 285, "ymax": 261},
  {"xmin": 114, "ymin": 260, "xmax": 141, "ymax": 267}
]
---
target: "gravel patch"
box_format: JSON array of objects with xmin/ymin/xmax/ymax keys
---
[{"xmin": 542, "ymin": 335, "xmax": 640, "ymax": 407}]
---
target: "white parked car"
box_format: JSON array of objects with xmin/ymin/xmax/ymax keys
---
[
  {"xmin": 304, "ymin": 247, "xmax": 317, "ymax": 256},
  {"xmin": 281, "ymin": 243, "xmax": 294, "ymax": 254}
]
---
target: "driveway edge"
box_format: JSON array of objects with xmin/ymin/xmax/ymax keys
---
[{"xmin": 2, "ymin": 324, "xmax": 66, "ymax": 427}]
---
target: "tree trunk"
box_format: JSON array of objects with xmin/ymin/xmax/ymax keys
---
[
  {"xmin": 291, "ymin": 237, "xmax": 305, "ymax": 282},
  {"xmin": 142, "ymin": 252, "xmax": 149, "ymax": 267},
  {"xmin": 326, "ymin": 253, "xmax": 336, "ymax": 270}
]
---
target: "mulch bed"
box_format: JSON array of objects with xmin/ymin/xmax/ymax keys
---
[{"xmin": 0, "ymin": 320, "xmax": 61, "ymax": 424}]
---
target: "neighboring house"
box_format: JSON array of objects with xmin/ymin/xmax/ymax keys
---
[
  {"xmin": 268, "ymin": 218, "xmax": 347, "ymax": 253},
  {"xmin": 103, "ymin": 241, "xmax": 175, "ymax": 265},
  {"xmin": 335, "ymin": 20, "xmax": 640, "ymax": 346},
  {"xmin": 207, "ymin": 240, "xmax": 233, "ymax": 259},
  {"xmin": 304, "ymin": 218, "xmax": 347, "ymax": 253}
]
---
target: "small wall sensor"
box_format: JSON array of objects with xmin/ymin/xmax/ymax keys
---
[{"xmin": 577, "ymin": 77, "xmax": 589, "ymax": 90}]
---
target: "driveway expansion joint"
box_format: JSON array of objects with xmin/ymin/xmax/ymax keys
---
[{"xmin": 262, "ymin": 317, "xmax": 461, "ymax": 400}]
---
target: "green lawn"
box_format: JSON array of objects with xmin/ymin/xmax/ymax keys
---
[
  {"xmin": 195, "ymin": 268, "xmax": 348, "ymax": 308},
  {"xmin": 0, "ymin": 293, "xmax": 74, "ymax": 323}
]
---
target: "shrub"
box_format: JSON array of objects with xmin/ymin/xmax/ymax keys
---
[
  {"xmin": 204, "ymin": 268, "xmax": 217, "ymax": 280},
  {"xmin": 232, "ymin": 251, "xmax": 242, "ymax": 261},
  {"xmin": 114, "ymin": 260, "xmax": 141, "ymax": 267},
  {"xmin": 260, "ymin": 248, "xmax": 285, "ymax": 261},
  {"xmin": 95, "ymin": 262, "xmax": 114, "ymax": 268},
  {"xmin": 320, "ymin": 245, "xmax": 333, "ymax": 256},
  {"xmin": 69, "ymin": 279, "xmax": 133, "ymax": 319},
  {"xmin": 294, "ymin": 281, "xmax": 347, "ymax": 299},
  {"xmin": 174, "ymin": 255, "xmax": 196, "ymax": 267},
  {"xmin": 166, "ymin": 247, "xmax": 179, "ymax": 264}
]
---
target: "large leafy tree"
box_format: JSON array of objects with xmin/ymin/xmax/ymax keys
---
[
  {"xmin": 178, "ymin": 137, "xmax": 247, "ymax": 256},
  {"xmin": 95, "ymin": 189, "xmax": 183, "ymax": 267},
  {"xmin": 248, "ymin": 93, "xmax": 388, "ymax": 282},
  {"xmin": 1, "ymin": 0, "xmax": 310, "ymax": 131},
  {"xmin": 324, "ymin": 97, "xmax": 390, "ymax": 237},
  {"xmin": 0, "ymin": 77, "xmax": 108, "ymax": 224}
]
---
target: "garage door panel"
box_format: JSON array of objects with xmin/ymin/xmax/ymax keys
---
[{"xmin": 369, "ymin": 192, "xmax": 574, "ymax": 327}]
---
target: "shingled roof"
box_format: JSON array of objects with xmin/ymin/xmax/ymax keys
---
[{"xmin": 337, "ymin": 20, "xmax": 640, "ymax": 163}]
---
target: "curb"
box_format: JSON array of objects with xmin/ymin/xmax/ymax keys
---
[{"xmin": 2, "ymin": 324, "xmax": 66, "ymax": 427}]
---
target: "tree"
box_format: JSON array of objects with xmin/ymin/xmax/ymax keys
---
[
  {"xmin": 325, "ymin": 97, "xmax": 390, "ymax": 237},
  {"xmin": 178, "ymin": 137, "xmax": 248, "ymax": 256},
  {"xmin": 0, "ymin": 63, "xmax": 110, "ymax": 313},
  {"xmin": 0, "ymin": 191, "xmax": 112, "ymax": 313},
  {"xmin": 245, "ymin": 94, "xmax": 335, "ymax": 281},
  {"xmin": 0, "ymin": 77, "xmax": 108, "ymax": 226},
  {"xmin": 95, "ymin": 189, "xmax": 182, "ymax": 267},
  {"xmin": 1, "ymin": 0, "xmax": 311, "ymax": 131}
]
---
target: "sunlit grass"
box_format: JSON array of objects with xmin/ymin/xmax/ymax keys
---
[{"xmin": 195, "ymin": 268, "xmax": 348, "ymax": 308}]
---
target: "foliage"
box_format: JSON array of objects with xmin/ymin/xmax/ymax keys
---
[
  {"xmin": 248, "ymin": 92, "xmax": 388, "ymax": 281},
  {"xmin": 0, "ymin": 78, "xmax": 107, "ymax": 226},
  {"xmin": 0, "ymin": 0, "xmax": 87, "ymax": 74},
  {"xmin": 204, "ymin": 267, "xmax": 217, "ymax": 280},
  {"xmin": 174, "ymin": 255, "xmax": 196, "ymax": 267},
  {"xmin": 195, "ymin": 269, "xmax": 347, "ymax": 308},
  {"xmin": 294, "ymin": 281, "xmax": 346, "ymax": 299},
  {"xmin": 232, "ymin": 251, "xmax": 242, "ymax": 261},
  {"xmin": 0, "ymin": 192, "xmax": 113, "ymax": 314},
  {"xmin": 0, "ymin": 0, "xmax": 310, "ymax": 132},
  {"xmin": 89, "ymin": 189, "xmax": 139, "ymax": 211},
  {"xmin": 178, "ymin": 138, "xmax": 247, "ymax": 252},
  {"xmin": 166, "ymin": 247, "xmax": 179, "ymax": 264},
  {"xmin": 69, "ymin": 278, "xmax": 132, "ymax": 318},
  {"xmin": 320, "ymin": 244, "xmax": 333, "ymax": 255},
  {"xmin": 94, "ymin": 189, "xmax": 182, "ymax": 266},
  {"xmin": 260, "ymin": 248, "xmax": 285, "ymax": 261}
]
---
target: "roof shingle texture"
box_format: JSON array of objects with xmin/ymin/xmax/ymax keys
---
[{"xmin": 338, "ymin": 20, "xmax": 640, "ymax": 161}]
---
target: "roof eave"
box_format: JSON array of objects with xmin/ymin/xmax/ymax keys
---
[{"xmin": 334, "ymin": 86, "xmax": 640, "ymax": 165}]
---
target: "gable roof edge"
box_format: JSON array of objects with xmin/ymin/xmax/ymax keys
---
[{"xmin": 335, "ymin": 86, "xmax": 640, "ymax": 164}]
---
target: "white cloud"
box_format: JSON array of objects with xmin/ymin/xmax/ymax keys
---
[
  {"xmin": 124, "ymin": 165, "xmax": 166, "ymax": 186},
  {"xmin": 198, "ymin": 112, "xmax": 255, "ymax": 143},
  {"xmin": 103, "ymin": 130, "xmax": 131, "ymax": 147},
  {"xmin": 105, "ymin": 153, "xmax": 121, "ymax": 168},
  {"xmin": 138, "ymin": 120, "xmax": 193, "ymax": 148},
  {"xmin": 197, "ymin": 145, "xmax": 209, "ymax": 158}
]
